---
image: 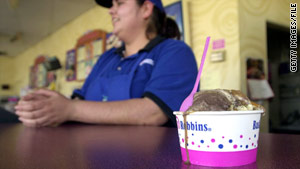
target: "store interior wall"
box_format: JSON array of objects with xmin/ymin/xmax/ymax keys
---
[
  {"xmin": 187, "ymin": 0, "xmax": 240, "ymax": 91},
  {"xmin": 239, "ymin": 0, "xmax": 300, "ymax": 132}
]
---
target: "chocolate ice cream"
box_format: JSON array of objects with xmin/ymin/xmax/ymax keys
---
[{"xmin": 187, "ymin": 89, "xmax": 263, "ymax": 112}]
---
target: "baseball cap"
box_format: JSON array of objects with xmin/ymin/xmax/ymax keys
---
[{"xmin": 95, "ymin": 0, "xmax": 165, "ymax": 12}]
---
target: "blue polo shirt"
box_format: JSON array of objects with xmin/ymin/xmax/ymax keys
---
[{"xmin": 72, "ymin": 36, "xmax": 197, "ymax": 127}]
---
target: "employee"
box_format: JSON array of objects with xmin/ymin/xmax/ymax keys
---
[{"xmin": 15, "ymin": 0, "xmax": 197, "ymax": 127}]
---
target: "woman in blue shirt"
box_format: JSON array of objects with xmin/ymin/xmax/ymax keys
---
[{"xmin": 15, "ymin": 0, "xmax": 197, "ymax": 127}]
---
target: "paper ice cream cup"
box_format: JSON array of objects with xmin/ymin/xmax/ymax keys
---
[{"xmin": 173, "ymin": 110, "xmax": 264, "ymax": 167}]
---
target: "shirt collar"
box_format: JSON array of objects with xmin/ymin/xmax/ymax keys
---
[{"xmin": 115, "ymin": 36, "xmax": 166, "ymax": 57}]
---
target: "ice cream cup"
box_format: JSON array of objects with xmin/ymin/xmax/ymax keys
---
[{"xmin": 173, "ymin": 110, "xmax": 264, "ymax": 167}]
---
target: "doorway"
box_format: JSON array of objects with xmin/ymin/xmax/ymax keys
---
[{"xmin": 267, "ymin": 22, "xmax": 300, "ymax": 134}]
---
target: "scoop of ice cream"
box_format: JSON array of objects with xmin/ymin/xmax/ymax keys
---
[{"xmin": 187, "ymin": 89, "xmax": 263, "ymax": 112}]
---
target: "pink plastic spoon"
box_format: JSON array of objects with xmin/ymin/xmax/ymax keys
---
[{"xmin": 179, "ymin": 36, "xmax": 210, "ymax": 112}]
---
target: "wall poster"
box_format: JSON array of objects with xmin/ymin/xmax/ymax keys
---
[
  {"xmin": 66, "ymin": 49, "xmax": 76, "ymax": 81},
  {"xmin": 165, "ymin": 1, "xmax": 184, "ymax": 41},
  {"xmin": 75, "ymin": 30, "xmax": 107, "ymax": 81}
]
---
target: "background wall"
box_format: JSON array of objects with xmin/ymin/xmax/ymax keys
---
[
  {"xmin": 185, "ymin": 0, "xmax": 240, "ymax": 90},
  {"xmin": 239, "ymin": 0, "xmax": 299, "ymax": 95},
  {"xmin": 239, "ymin": 0, "xmax": 300, "ymax": 132},
  {"xmin": 3, "ymin": 6, "xmax": 113, "ymax": 97},
  {"xmin": 0, "ymin": 57, "xmax": 16, "ymax": 96}
]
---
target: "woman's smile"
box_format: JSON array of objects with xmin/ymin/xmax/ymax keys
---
[{"xmin": 112, "ymin": 17, "xmax": 120, "ymax": 24}]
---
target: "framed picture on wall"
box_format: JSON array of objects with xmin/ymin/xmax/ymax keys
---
[
  {"xmin": 66, "ymin": 49, "xmax": 76, "ymax": 81},
  {"xmin": 75, "ymin": 29, "xmax": 107, "ymax": 81},
  {"xmin": 29, "ymin": 55, "xmax": 47, "ymax": 88},
  {"xmin": 29, "ymin": 66, "xmax": 37, "ymax": 89},
  {"xmin": 246, "ymin": 58, "xmax": 265, "ymax": 79},
  {"xmin": 106, "ymin": 33, "xmax": 123, "ymax": 50},
  {"xmin": 246, "ymin": 58, "xmax": 274, "ymax": 100},
  {"xmin": 165, "ymin": 1, "xmax": 184, "ymax": 41}
]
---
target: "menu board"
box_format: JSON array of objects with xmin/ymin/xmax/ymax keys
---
[
  {"xmin": 37, "ymin": 64, "xmax": 47, "ymax": 87},
  {"xmin": 76, "ymin": 61, "xmax": 86, "ymax": 81},
  {"xmin": 75, "ymin": 30, "xmax": 106, "ymax": 81},
  {"xmin": 29, "ymin": 55, "xmax": 59, "ymax": 89},
  {"xmin": 93, "ymin": 39, "xmax": 103, "ymax": 57}
]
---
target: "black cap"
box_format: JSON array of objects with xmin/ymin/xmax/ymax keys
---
[
  {"xmin": 95, "ymin": 0, "xmax": 165, "ymax": 12},
  {"xmin": 95, "ymin": 0, "xmax": 112, "ymax": 8}
]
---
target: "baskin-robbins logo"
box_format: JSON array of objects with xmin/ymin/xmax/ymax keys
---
[
  {"xmin": 177, "ymin": 120, "xmax": 212, "ymax": 132},
  {"xmin": 253, "ymin": 120, "xmax": 260, "ymax": 130}
]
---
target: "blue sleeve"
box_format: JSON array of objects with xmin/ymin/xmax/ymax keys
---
[
  {"xmin": 143, "ymin": 40, "xmax": 198, "ymax": 120},
  {"xmin": 71, "ymin": 48, "xmax": 116, "ymax": 99}
]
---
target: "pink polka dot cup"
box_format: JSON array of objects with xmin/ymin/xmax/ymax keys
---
[{"xmin": 174, "ymin": 110, "xmax": 264, "ymax": 167}]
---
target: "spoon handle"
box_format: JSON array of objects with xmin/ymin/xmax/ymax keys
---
[{"xmin": 192, "ymin": 36, "xmax": 210, "ymax": 93}]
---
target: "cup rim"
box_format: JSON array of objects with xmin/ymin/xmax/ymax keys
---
[{"xmin": 173, "ymin": 110, "xmax": 264, "ymax": 115}]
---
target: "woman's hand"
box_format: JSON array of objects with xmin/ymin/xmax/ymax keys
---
[{"xmin": 15, "ymin": 89, "xmax": 73, "ymax": 127}]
